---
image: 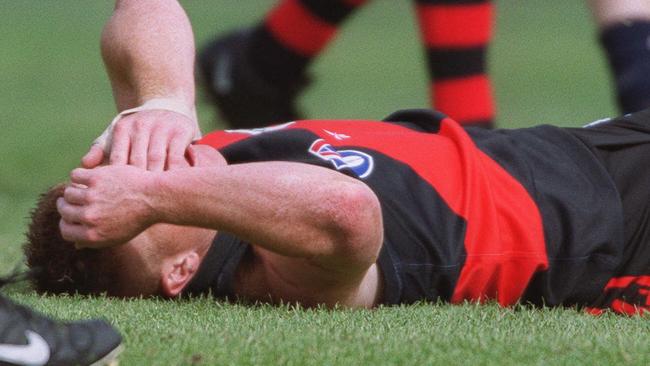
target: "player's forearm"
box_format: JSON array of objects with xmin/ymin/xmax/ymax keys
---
[
  {"xmin": 102, "ymin": 0, "xmax": 196, "ymax": 111},
  {"xmin": 589, "ymin": 0, "xmax": 650, "ymax": 27},
  {"xmin": 150, "ymin": 163, "xmax": 383, "ymax": 271}
]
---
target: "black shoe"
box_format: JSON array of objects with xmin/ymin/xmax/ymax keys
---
[
  {"xmin": 198, "ymin": 29, "xmax": 308, "ymax": 129},
  {"xmin": 0, "ymin": 292, "xmax": 122, "ymax": 366}
]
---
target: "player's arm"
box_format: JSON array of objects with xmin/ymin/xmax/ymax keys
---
[
  {"xmin": 84, "ymin": 0, "xmax": 200, "ymax": 171},
  {"xmin": 58, "ymin": 161, "xmax": 384, "ymax": 304},
  {"xmin": 155, "ymin": 162, "xmax": 383, "ymax": 272}
]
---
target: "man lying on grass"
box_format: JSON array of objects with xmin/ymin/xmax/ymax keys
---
[
  {"xmin": 25, "ymin": 107, "xmax": 650, "ymax": 315},
  {"xmin": 24, "ymin": 0, "xmax": 650, "ymax": 315}
]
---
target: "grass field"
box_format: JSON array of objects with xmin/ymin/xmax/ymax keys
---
[{"xmin": 1, "ymin": 1, "xmax": 646, "ymax": 365}]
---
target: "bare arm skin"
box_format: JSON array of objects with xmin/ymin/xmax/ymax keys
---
[
  {"xmin": 83, "ymin": 0, "xmax": 200, "ymax": 171},
  {"xmin": 58, "ymin": 160, "xmax": 384, "ymax": 307},
  {"xmin": 157, "ymin": 162, "xmax": 384, "ymax": 307},
  {"xmin": 588, "ymin": 0, "xmax": 650, "ymax": 27},
  {"xmin": 102, "ymin": 0, "xmax": 195, "ymax": 110}
]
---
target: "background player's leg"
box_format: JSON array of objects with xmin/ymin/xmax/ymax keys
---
[
  {"xmin": 413, "ymin": 0, "xmax": 495, "ymax": 128},
  {"xmin": 249, "ymin": 0, "xmax": 369, "ymax": 89},
  {"xmin": 200, "ymin": 0, "xmax": 369, "ymax": 128},
  {"xmin": 590, "ymin": 0, "xmax": 650, "ymax": 114}
]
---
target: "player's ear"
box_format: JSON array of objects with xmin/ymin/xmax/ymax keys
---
[{"xmin": 159, "ymin": 251, "xmax": 200, "ymax": 297}]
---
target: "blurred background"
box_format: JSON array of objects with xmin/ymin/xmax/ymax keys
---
[{"xmin": 0, "ymin": 0, "xmax": 616, "ymax": 271}]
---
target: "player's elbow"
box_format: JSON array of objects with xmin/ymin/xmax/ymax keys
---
[{"xmin": 327, "ymin": 182, "xmax": 383, "ymax": 269}]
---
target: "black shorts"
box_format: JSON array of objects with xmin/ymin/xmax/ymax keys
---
[{"xmin": 566, "ymin": 109, "xmax": 650, "ymax": 313}]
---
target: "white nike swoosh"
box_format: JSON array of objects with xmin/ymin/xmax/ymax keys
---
[{"xmin": 0, "ymin": 330, "xmax": 51, "ymax": 366}]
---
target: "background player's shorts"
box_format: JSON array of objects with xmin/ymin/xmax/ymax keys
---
[{"xmin": 567, "ymin": 109, "xmax": 650, "ymax": 314}]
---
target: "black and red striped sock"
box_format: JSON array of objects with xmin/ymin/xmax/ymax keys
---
[
  {"xmin": 414, "ymin": 0, "xmax": 495, "ymax": 127},
  {"xmin": 248, "ymin": 0, "xmax": 369, "ymax": 88}
]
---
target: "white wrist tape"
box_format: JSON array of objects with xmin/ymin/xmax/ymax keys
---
[{"xmin": 94, "ymin": 98, "xmax": 202, "ymax": 153}]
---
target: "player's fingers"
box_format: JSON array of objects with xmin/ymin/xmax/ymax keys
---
[
  {"xmin": 128, "ymin": 126, "xmax": 149, "ymax": 169},
  {"xmin": 56, "ymin": 197, "xmax": 83, "ymax": 223},
  {"xmin": 59, "ymin": 219, "xmax": 90, "ymax": 245},
  {"xmin": 166, "ymin": 133, "xmax": 190, "ymax": 170},
  {"xmin": 81, "ymin": 144, "xmax": 105, "ymax": 169},
  {"xmin": 147, "ymin": 127, "xmax": 171, "ymax": 172},
  {"xmin": 63, "ymin": 186, "xmax": 88, "ymax": 205},
  {"xmin": 108, "ymin": 121, "xmax": 132, "ymax": 165},
  {"xmin": 186, "ymin": 145, "xmax": 226, "ymax": 167},
  {"xmin": 69, "ymin": 168, "xmax": 94, "ymax": 186}
]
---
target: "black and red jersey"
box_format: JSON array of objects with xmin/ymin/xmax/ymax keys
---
[{"xmin": 186, "ymin": 109, "xmax": 648, "ymax": 314}]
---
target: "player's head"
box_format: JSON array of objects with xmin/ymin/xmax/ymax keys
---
[{"xmin": 24, "ymin": 184, "xmax": 212, "ymax": 298}]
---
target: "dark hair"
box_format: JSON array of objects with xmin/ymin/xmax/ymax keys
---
[{"xmin": 23, "ymin": 184, "xmax": 121, "ymax": 296}]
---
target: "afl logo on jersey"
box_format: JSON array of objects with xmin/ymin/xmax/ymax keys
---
[{"xmin": 308, "ymin": 139, "xmax": 374, "ymax": 178}]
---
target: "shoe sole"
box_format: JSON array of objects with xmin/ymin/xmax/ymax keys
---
[{"xmin": 90, "ymin": 344, "xmax": 124, "ymax": 366}]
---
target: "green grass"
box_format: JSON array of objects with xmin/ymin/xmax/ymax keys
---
[
  {"xmin": 8, "ymin": 294, "xmax": 650, "ymax": 366},
  {"xmin": 0, "ymin": 1, "xmax": 640, "ymax": 365}
]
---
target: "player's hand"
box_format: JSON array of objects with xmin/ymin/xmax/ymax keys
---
[
  {"xmin": 57, "ymin": 166, "xmax": 160, "ymax": 249},
  {"xmin": 81, "ymin": 109, "xmax": 200, "ymax": 171}
]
